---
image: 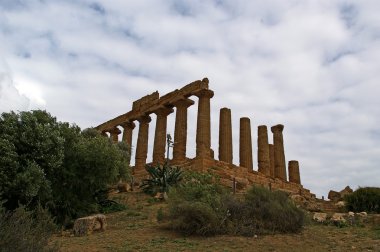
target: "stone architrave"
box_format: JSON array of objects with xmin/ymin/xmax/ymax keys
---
[
  {"xmin": 173, "ymin": 98, "xmax": 194, "ymax": 162},
  {"xmin": 239, "ymin": 117, "xmax": 253, "ymax": 170},
  {"xmin": 219, "ymin": 108, "xmax": 233, "ymax": 164},
  {"xmin": 288, "ymin": 160, "xmax": 301, "ymax": 184},
  {"xmin": 271, "ymin": 124, "xmax": 287, "ymax": 181},
  {"xmin": 152, "ymin": 107, "xmax": 174, "ymax": 164},
  {"xmin": 269, "ymin": 144, "xmax": 275, "ymax": 178},
  {"xmin": 135, "ymin": 115, "xmax": 151, "ymax": 175},
  {"xmin": 194, "ymin": 89, "xmax": 214, "ymax": 158},
  {"xmin": 257, "ymin": 125, "xmax": 270, "ymax": 176},
  {"xmin": 109, "ymin": 127, "xmax": 121, "ymax": 143}
]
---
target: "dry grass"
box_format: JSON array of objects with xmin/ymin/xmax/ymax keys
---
[{"xmin": 54, "ymin": 192, "xmax": 380, "ymax": 252}]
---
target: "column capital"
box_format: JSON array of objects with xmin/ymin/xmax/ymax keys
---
[
  {"xmin": 120, "ymin": 121, "xmax": 135, "ymax": 130},
  {"xmin": 154, "ymin": 107, "xmax": 174, "ymax": 117},
  {"xmin": 271, "ymin": 124, "xmax": 284, "ymax": 133},
  {"xmin": 108, "ymin": 127, "xmax": 121, "ymax": 135},
  {"xmin": 193, "ymin": 89, "xmax": 214, "ymax": 99},
  {"xmin": 172, "ymin": 98, "xmax": 194, "ymax": 108},
  {"xmin": 137, "ymin": 115, "xmax": 151, "ymax": 124}
]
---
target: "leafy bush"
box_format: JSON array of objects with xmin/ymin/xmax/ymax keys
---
[
  {"xmin": 166, "ymin": 173, "xmax": 304, "ymax": 237},
  {"xmin": 0, "ymin": 204, "xmax": 58, "ymax": 251},
  {"xmin": 140, "ymin": 163, "xmax": 182, "ymax": 196},
  {"xmin": 166, "ymin": 172, "xmax": 227, "ymax": 235},
  {"xmin": 225, "ymin": 186, "xmax": 305, "ymax": 236},
  {"xmin": 345, "ymin": 187, "xmax": 380, "ymax": 213},
  {"xmin": 169, "ymin": 201, "xmax": 221, "ymax": 236},
  {"xmin": 0, "ymin": 110, "xmax": 130, "ymax": 225}
]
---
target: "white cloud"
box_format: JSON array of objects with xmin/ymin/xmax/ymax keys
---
[{"xmin": 0, "ymin": 0, "xmax": 379, "ymax": 197}]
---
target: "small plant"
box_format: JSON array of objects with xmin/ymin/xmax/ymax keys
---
[
  {"xmin": 345, "ymin": 187, "xmax": 380, "ymax": 213},
  {"xmin": 140, "ymin": 162, "xmax": 182, "ymax": 196},
  {"xmin": 0, "ymin": 204, "xmax": 59, "ymax": 251}
]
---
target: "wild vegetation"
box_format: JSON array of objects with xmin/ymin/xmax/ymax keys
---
[
  {"xmin": 345, "ymin": 187, "xmax": 380, "ymax": 213},
  {"xmin": 140, "ymin": 162, "xmax": 182, "ymax": 196},
  {"xmin": 164, "ymin": 171, "xmax": 304, "ymax": 236},
  {"xmin": 0, "ymin": 110, "xmax": 130, "ymax": 250}
]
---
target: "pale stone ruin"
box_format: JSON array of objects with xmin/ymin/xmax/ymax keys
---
[{"xmin": 95, "ymin": 78, "xmax": 315, "ymax": 198}]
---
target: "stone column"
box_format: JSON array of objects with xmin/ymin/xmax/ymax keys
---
[
  {"xmin": 120, "ymin": 121, "xmax": 135, "ymax": 164},
  {"xmin": 219, "ymin": 108, "xmax": 233, "ymax": 163},
  {"xmin": 194, "ymin": 89, "xmax": 214, "ymax": 158},
  {"xmin": 239, "ymin": 117, "xmax": 253, "ymax": 170},
  {"xmin": 271, "ymin": 124, "xmax": 287, "ymax": 181},
  {"xmin": 121, "ymin": 121, "xmax": 135, "ymax": 148},
  {"xmin": 257, "ymin": 125, "xmax": 270, "ymax": 176},
  {"xmin": 269, "ymin": 144, "xmax": 275, "ymax": 178},
  {"xmin": 173, "ymin": 98, "xmax": 194, "ymax": 162},
  {"xmin": 109, "ymin": 127, "xmax": 121, "ymax": 143},
  {"xmin": 152, "ymin": 107, "xmax": 174, "ymax": 164},
  {"xmin": 288, "ymin": 160, "xmax": 301, "ymax": 184},
  {"xmin": 135, "ymin": 115, "xmax": 151, "ymax": 175}
]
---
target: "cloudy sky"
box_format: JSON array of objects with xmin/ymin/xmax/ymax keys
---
[{"xmin": 1, "ymin": 0, "xmax": 379, "ymax": 197}]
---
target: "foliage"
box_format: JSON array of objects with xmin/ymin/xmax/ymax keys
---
[
  {"xmin": 0, "ymin": 203, "xmax": 58, "ymax": 251},
  {"xmin": 166, "ymin": 173, "xmax": 304, "ymax": 236},
  {"xmin": 225, "ymin": 186, "xmax": 305, "ymax": 236},
  {"xmin": 345, "ymin": 187, "xmax": 380, "ymax": 213},
  {"xmin": 166, "ymin": 172, "xmax": 227, "ymax": 236},
  {"xmin": 169, "ymin": 201, "xmax": 221, "ymax": 236},
  {"xmin": 0, "ymin": 110, "xmax": 130, "ymax": 225},
  {"xmin": 140, "ymin": 162, "xmax": 182, "ymax": 196},
  {"xmin": 98, "ymin": 199, "xmax": 127, "ymax": 214}
]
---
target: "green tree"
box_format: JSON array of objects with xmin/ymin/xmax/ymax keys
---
[{"xmin": 0, "ymin": 110, "xmax": 130, "ymax": 224}]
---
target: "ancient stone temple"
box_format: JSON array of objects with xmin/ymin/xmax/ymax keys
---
[{"xmin": 96, "ymin": 78, "xmax": 315, "ymax": 198}]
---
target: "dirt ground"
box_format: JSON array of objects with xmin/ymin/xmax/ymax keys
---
[{"xmin": 54, "ymin": 192, "xmax": 380, "ymax": 252}]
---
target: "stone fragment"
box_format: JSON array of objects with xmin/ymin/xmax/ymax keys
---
[
  {"xmin": 117, "ymin": 182, "xmax": 131, "ymax": 192},
  {"xmin": 335, "ymin": 201, "xmax": 345, "ymax": 207},
  {"xmin": 328, "ymin": 190, "xmax": 341, "ymax": 202},
  {"xmin": 331, "ymin": 213, "xmax": 346, "ymax": 223},
  {"xmin": 339, "ymin": 186, "xmax": 353, "ymax": 198},
  {"xmin": 313, "ymin": 212, "xmax": 327, "ymax": 222},
  {"xmin": 73, "ymin": 214, "xmax": 107, "ymax": 237},
  {"xmin": 357, "ymin": 212, "xmax": 367, "ymax": 217}
]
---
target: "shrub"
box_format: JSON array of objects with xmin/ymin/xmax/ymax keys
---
[
  {"xmin": 140, "ymin": 163, "xmax": 182, "ymax": 196},
  {"xmin": 223, "ymin": 186, "xmax": 304, "ymax": 236},
  {"xmin": 167, "ymin": 175, "xmax": 305, "ymax": 237},
  {"xmin": 166, "ymin": 172, "xmax": 227, "ymax": 235},
  {"xmin": 0, "ymin": 204, "xmax": 58, "ymax": 251},
  {"xmin": 345, "ymin": 187, "xmax": 380, "ymax": 213},
  {"xmin": 169, "ymin": 202, "xmax": 221, "ymax": 236}
]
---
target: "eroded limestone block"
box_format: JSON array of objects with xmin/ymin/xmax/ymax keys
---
[
  {"xmin": 328, "ymin": 190, "xmax": 341, "ymax": 202},
  {"xmin": 117, "ymin": 182, "xmax": 131, "ymax": 192},
  {"xmin": 335, "ymin": 201, "xmax": 345, "ymax": 207},
  {"xmin": 331, "ymin": 213, "xmax": 346, "ymax": 223},
  {"xmin": 73, "ymin": 214, "xmax": 107, "ymax": 237},
  {"xmin": 313, "ymin": 212, "xmax": 327, "ymax": 222}
]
